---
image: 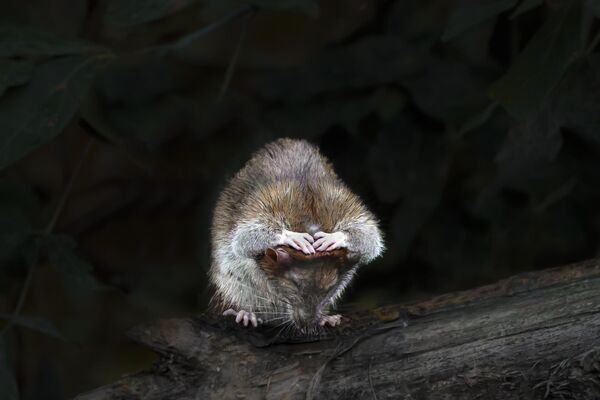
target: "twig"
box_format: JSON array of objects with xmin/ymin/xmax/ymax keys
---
[
  {"xmin": 45, "ymin": 139, "xmax": 94, "ymax": 234},
  {"xmin": 586, "ymin": 30, "xmax": 600, "ymax": 54},
  {"xmin": 0, "ymin": 138, "xmax": 94, "ymax": 337},
  {"xmin": 217, "ymin": 8, "xmax": 255, "ymax": 102},
  {"xmin": 142, "ymin": 5, "xmax": 258, "ymax": 57}
]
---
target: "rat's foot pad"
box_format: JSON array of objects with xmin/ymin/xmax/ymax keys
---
[
  {"xmin": 223, "ymin": 309, "xmax": 261, "ymax": 327},
  {"xmin": 318, "ymin": 314, "xmax": 342, "ymax": 327}
]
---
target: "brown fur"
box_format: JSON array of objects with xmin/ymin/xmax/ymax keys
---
[{"xmin": 209, "ymin": 138, "xmax": 384, "ymax": 329}]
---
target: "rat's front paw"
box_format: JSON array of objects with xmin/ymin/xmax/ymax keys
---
[
  {"xmin": 278, "ymin": 229, "xmax": 315, "ymax": 254},
  {"xmin": 313, "ymin": 231, "xmax": 347, "ymax": 252},
  {"xmin": 318, "ymin": 314, "xmax": 342, "ymax": 327},
  {"xmin": 223, "ymin": 309, "xmax": 261, "ymax": 327}
]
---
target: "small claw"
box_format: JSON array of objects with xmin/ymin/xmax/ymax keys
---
[
  {"xmin": 320, "ymin": 315, "xmax": 342, "ymax": 327},
  {"xmin": 243, "ymin": 313, "xmax": 249, "ymax": 326},
  {"xmin": 251, "ymin": 314, "xmax": 258, "ymax": 327},
  {"xmin": 316, "ymin": 241, "xmax": 331, "ymax": 251},
  {"xmin": 236, "ymin": 310, "xmax": 245, "ymax": 324}
]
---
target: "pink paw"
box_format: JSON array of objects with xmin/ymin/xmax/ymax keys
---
[
  {"xmin": 313, "ymin": 231, "xmax": 347, "ymax": 252},
  {"xmin": 278, "ymin": 229, "xmax": 315, "ymax": 254},
  {"xmin": 223, "ymin": 309, "xmax": 261, "ymax": 327},
  {"xmin": 318, "ymin": 314, "xmax": 342, "ymax": 327}
]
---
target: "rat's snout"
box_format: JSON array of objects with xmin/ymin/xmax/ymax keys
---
[
  {"xmin": 292, "ymin": 307, "xmax": 311, "ymax": 323},
  {"xmin": 292, "ymin": 305, "xmax": 324, "ymax": 329}
]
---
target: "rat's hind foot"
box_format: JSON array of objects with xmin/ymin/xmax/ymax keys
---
[
  {"xmin": 313, "ymin": 231, "xmax": 348, "ymax": 252},
  {"xmin": 278, "ymin": 229, "xmax": 315, "ymax": 254},
  {"xmin": 318, "ymin": 314, "xmax": 342, "ymax": 327},
  {"xmin": 223, "ymin": 309, "xmax": 261, "ymax": 327}
]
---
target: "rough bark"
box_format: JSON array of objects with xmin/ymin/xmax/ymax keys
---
[{"xmin": 76, "ymin": 259, "xmax": 600, "ymax": 399}]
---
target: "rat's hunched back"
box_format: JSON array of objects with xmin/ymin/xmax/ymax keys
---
[{"xmin": 210, "ymin": 138, "xmax": 383, "ymax": 329}]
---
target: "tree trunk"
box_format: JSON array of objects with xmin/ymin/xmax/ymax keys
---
[{"xmin": 76, "ymin": 259, "xmax": 600, "ymax": 399}]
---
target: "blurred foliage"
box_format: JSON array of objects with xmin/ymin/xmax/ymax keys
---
[{"xmin": 1, "ymin": 0, "xmax": 600, "ymax": 397}]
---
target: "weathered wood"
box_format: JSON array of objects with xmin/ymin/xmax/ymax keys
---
[{"xmin": 76, "ymin": 259, "xmax": 600, "ymax": 399}]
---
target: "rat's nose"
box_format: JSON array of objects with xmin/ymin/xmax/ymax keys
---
[
  {"xmin": 293, "ymin": 308, "xmax": 308, "ymax": 322},
  {"xmin": 293, "ymin": 308, "xmax": 320, "ymax": 328}
]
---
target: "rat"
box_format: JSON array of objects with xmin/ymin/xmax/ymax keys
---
[{"xmin": 209, "ymin": 138, "xmax": 384, "ymax": 333}]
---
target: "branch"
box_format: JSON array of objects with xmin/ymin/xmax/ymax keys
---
[{"xmin": 75, "ymin": 259, "xmax": 600, "ymax": 399}]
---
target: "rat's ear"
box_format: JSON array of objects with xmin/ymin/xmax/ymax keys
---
[{"xmin": 265, "ymin": 247, "xmax": 292, "ymax": 266}]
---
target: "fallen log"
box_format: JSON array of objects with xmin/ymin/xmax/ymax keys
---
[{"xmin": 76, "ymin": 259, "xmax": 600, "ymax": 399}]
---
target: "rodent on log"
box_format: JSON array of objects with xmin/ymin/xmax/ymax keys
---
[{"xmin": 209, "ymin": 138, "xmax": 384, "ymax": 333}]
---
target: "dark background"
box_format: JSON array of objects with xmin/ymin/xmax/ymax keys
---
[{"xmin": 1, "ymin": 0, "xmax": 599, "ymax": 398}]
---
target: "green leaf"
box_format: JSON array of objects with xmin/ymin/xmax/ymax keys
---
[
  {"xmin": 0, "ymin": 59, "xmax": 33, "ymax": 98},
  {"xmin": 510, "ymin": 0, "xmax": 543, "ymax": 19},
  {"xmin": 0, "ymin": 55, "xmax": 101, "ymax": 170},
  {"xmin": 442, "ymin": 0, "xmax": 518, "ymax": 41},
  {"xmin": 0, "ymin": 314, "xmax": 65, "ymax": 340},
  {"xmin": 0, "ymin": 24, "xmax": 103, "ymax": 57},
  {"xmin": 0, "ymin": 337, "xmax": 18, "ymax": 400},
  {"xmin": 47, "ymin": 235, "xmax": 103, "ymax": 293},
  {"xmin": 105, "ymin": 0, "xmax": 200, "ymax": 27},
  {"xmin": 489, "ymin": 2, "xmax": 582, "ymax": 119}
]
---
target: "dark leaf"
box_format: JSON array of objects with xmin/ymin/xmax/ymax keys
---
[
  {"xmin": 105, "ymin": 0, "xmax": 200, "ymax": 27},
  {"xmin": 416, "ymin": 205, "xmax": 492, "ymax": 289},
  {"xmin": 367, "ymin": 117, "xmax": 449, "ymax": 204},
  {"xmin": 0, "ymin": 55, "xmax": 101, "ymax": 170},
  {"xmin": 47, "ymin": 235, "xmax": 103, "ymax": 293},
  {"xmin": 0, "ymin": 337, "xmax": 18, "ymax": 400},
  {"xmin": 242, "ymin": 0, "xmax": 317, "ymax": 11},
  {"xmin": 206, "ymin": 0, "xmax": 317, "ymax": 13},
  {"xmin": 0, "ymin": 181, "xmax": 41, "ymax": 233},
  {"xmin": 0, "ymin": 314, "xmax": 65, "ymax": 340},
  {"xmin": 510, "ymin": 0, "xmax": 543, "ymax": 18},
  {"xmin": 489, "ymin": 1, "xmax": 582, "ymax": 119},
  {"xmin": 254, "ymin": 35, "xmax": 422, "ymax": 102},
  {"xmin": 442, "ymin": 0, "xmax": 518, "ymax": 41},
  {"xmin": 402, "ymin": 58, "xmax": 489, "ymax": 124},
  {"xmin": 262, "ymin": 88, "xmax": 406, "ymax": 139},
  {"xmin": 26, "ymin": 357, "xmax": 63, "ymax": 400},
  {"xmin": 387, "ymin": 0, "xmax": 447, "ymax": 45},
  {"xmin": 0, "ymin": 23, "xmax": 103, "ymax": 57},
  {"xmin": 457, "ymin": 102, "xmax": 499, "ymax": 138},
  {"xmin": 496, "ymin": 55, "xmax": 600, "ymax": 196},
  {"xmin": 368, "ymin": 117, "xmax": 449, "ymax": 259},
  {"xmin": 554, "ymin": 55, "xmax": 600, "ymax": 145},
  {"xmin": 0, "ymin": 59, "xmax": 33, "ymax": 98},
  {"xmin": 0, "ymin": 182, "xmax": 42, "ymax": 273},
  {"xmin": 495, "ymin": 109, "xmax": 565, "ymax": 194},
  {"xmin": 587, "ymin": 0, "xmax": 600, "ymax": 18}
]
